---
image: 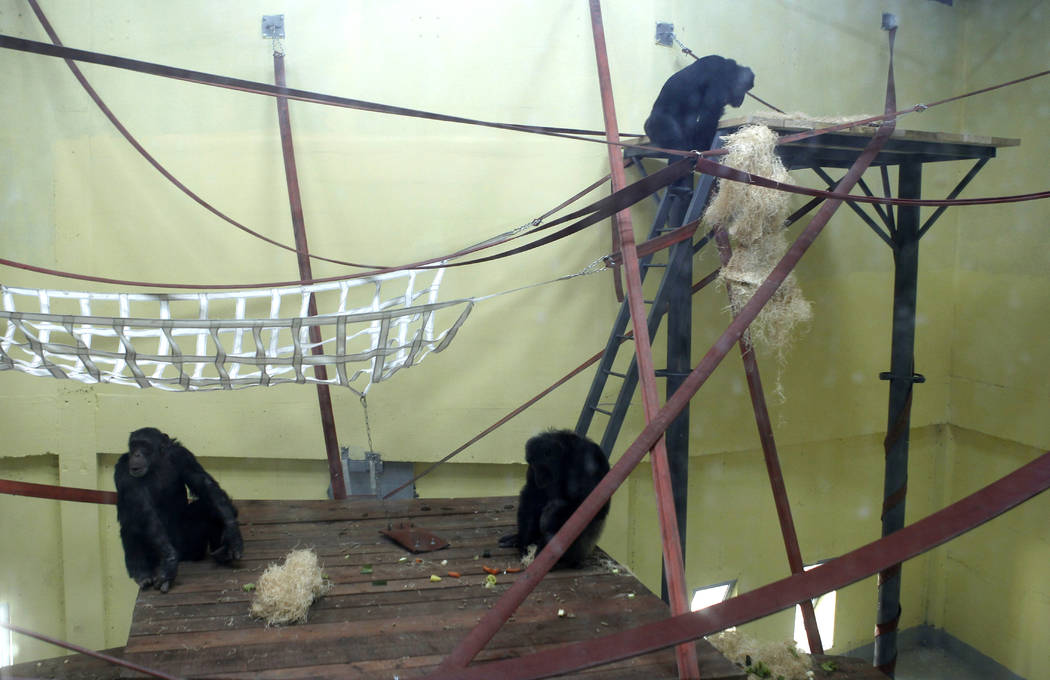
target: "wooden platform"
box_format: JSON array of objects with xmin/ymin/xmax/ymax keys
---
[
  {"xmin": 1, "ymin": 495, "xmax": 893, "ymax": 679},
  {"xmin": 628, "ymin": 113, "xmax": 1020, "ymax": 170},
  {"xmin": 119, "ymin": 496, "xmax": 745, "ymax": 679}
]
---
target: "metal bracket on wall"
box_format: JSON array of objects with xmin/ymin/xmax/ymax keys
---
[
  {"xmin": 329, "ymin": 447, "xmax": 416, "ymax": 500},
  {"xmin": 655, "ymin": 22, "xmax": 674, "ymax": 47},
  {"xmin": 261, "ymin": 14, "xmax": 285, "ymax": 39}
]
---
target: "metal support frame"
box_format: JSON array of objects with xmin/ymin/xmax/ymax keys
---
[
  {"xmin": 874, "ymin": 159, "xmax": 922, "ymax": 675},
  {"xmin": 806, "ymin": 143, "xmax": 995, "ymax": 677},
  {"xmin": 273, "ymin": 53, "xmax": 347, "ymax": 499},
  {"xmin": 661, "ymin": 174, "xmax": 694, "ymax": 605}
]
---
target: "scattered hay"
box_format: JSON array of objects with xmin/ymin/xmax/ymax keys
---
[
  {"xmin": 704, "ymin": 124, "xmax": 812, "ymax": 367},
  {"xmin": 520, "ymin": 543, "xmax": 538, "ymax": 567},
  {"xmin": 250, "ymin": 549, "xmax": 331, "ymax": 625},
  {"xmin": 707, "ymin": 630, "xmax": 813, "ymax": 680},
  {"xmin": 754, "ymin": 110, "xmax": 878, "ymax": 127}
]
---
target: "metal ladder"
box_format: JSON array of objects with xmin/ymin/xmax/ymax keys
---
[{"xmin": 575, "ymin": 142, "xmax": 722, "ymax": 455}]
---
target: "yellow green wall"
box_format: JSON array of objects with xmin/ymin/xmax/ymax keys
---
[{"xmin": 1, "ymin": 1, "xmax": 1047, "ymax": 675}]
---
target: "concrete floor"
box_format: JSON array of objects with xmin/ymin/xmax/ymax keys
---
[
  {"xmin": 895, "ymin": 646, "xmax": 990, "ymax": 680},
  {"xmin": 846, "ymin": 635, "xmax": 1025, "ymax": 680}
]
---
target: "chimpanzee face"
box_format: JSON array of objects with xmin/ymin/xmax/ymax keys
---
[
  {"xmin": 729, "ymin": 66, "xmax": 755, "ymax": 107},
  {"xmin": 128, "ymin": 447, "xmax": 151, "ymax": 478},
  {"xmin": 127, "ymin": 427, "xmax": 167, "ymax": 478}
]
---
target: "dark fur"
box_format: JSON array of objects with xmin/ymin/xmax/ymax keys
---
[
  {"xmin": 114, "ymin": 427, "xmax": 243, "ymax": 592},
  {"xmin": 499, "ymin": 429, "xmax": 610, "ymax": 568},
  {"xmin": 644, "ymin": 55, "xmax": 755, "ymax": 152}
]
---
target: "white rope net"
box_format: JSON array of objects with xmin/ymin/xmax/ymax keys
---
[{"xmin": 0, "ymin": 269, "xmax": 472, "ymax": 395}]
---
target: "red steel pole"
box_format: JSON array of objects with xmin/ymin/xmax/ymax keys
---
[
  {"xmin": 273, "ymin": 52, "xmax": 347, "ymax": 499},
  {"xmin": 715, "ymin": 229, "xmax": 823, "ymax": 654},
  {"xmin": 586, "ymin": 2, "xmax": 698, "ymax": 676}
]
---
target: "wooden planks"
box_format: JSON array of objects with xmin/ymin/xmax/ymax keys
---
[
  {"xmin": 625, "ymin": 115, "xmax": 1020, "ymax": 170},
  {"xmin": 720, "ymin": 114, "xmax": 1020, "ymax": 149},
  {"xmin": 120, "ymin": 497, "xmax": 745, "ymax": 679}
]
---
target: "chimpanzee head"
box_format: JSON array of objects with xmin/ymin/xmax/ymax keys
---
[
  {"xmin": 127, "ymin": 427, "xmax": 169, "ymax": 478},
  {"xmin": 725, "ymin": 59, "xmax": 755, "ymax": 107},
  {"xmin": 525, "ymin": 433, "xmax": 565, "ymax": 490}
]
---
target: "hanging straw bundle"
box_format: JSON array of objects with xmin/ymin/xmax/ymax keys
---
[{"xmin": 705, "ymin": 124, "xmax": 812, "ymax": 361}]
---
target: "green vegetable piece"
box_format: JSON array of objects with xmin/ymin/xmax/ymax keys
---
[
  {"xmin": 242, "ymin": 583, "xmax": 256, "ymax": 592},
  {"xmin": 361, "ymin": 564, "xmax": 373, "ymax": 574},
  {"xmin": 821, "ymin": 660, "xmax": 838, "ymax": 672},
  {"xmin": 371, "ymin": 579, "xmax": 387, "ymax": 586}
]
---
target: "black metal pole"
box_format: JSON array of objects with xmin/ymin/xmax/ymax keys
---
[
  {"xmin": 874, "ymin": 160, "xmax": 923, "ymax": 676},
  {"xmin": 661, "ymin": 174, "xmax": 693, "ymax": 604}
]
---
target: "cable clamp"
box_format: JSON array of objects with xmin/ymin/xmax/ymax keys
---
[{"xmin": 878, "ymin": 372, "xmax": 925, "ymax": 383}]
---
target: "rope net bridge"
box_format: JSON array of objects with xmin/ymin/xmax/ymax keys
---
[{"xmin": 0, "ymin": 269, "xmax": 473, "ymax": 395}]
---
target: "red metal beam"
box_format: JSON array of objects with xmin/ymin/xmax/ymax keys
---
[
  {"xmin": 715, "ymin": 229, "xmax": 822, "ymax": 654},
  {"xmin": 586, "ymin": 0, "xmax": 626, "ymax": 303},
  {"xmin": 0, "ymin": 621, "xmax": 180, "ymax": 680},
  {"xmin": 0, "ymin": 479, "xmax": 116, "ymax": 505},
  {"xmin": 273, "ymin": 52, "xmax": 346, "ymax": 499},
  {"xmin": 425, "ymin": 450, "xmax": 1050, "ymax": 679},
  {"xmin": 585, "ymin": 2, "xmax": 696, "ymax": 676}
]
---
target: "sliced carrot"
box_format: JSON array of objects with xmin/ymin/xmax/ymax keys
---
[
  {"xmin": 447, "ymin": 571, "xmax": 462, "ymax": 578},
  {"xmin": 482, "ymin": 565, "xmax": 500, "ymax": 575}
]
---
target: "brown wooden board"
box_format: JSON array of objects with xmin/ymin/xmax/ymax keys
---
[
  {"xmin": 117, "ymin": 497, "xmax": 745, "ymax": 679},
  {"xmin": 628, "ymin": 115, "xmax": 1021, "ymax": 170},
  {"xmin": 0, "ymin": 648, "xmax": 127, "ymax": 680},
  {"xmin": 2, "ymin": 497, "xmax": 892, "ymax": 680}
]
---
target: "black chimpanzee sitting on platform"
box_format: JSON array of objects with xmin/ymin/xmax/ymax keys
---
[
  {"xmin": 644, "ymin": 54, "xmax": 755, "ymax": 152},
  {"xmin": 499, "ymin": 429, "xmax": 610, "ymax": 568},
  {"xmin": 115, "ymin": 427, "xmax": 243, "ymax": 592}
]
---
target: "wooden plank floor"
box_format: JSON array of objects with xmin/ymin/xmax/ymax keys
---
[{"xmin": 120, "ymin": 496, "xmax": 746, "ymax": 679}]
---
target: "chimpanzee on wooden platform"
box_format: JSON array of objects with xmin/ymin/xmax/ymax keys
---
[
  {"xmin": 644, "ymin": 54, "xmax": 755, "ymax": 152},
  {"xmin": 114, "ymin": 427, "xmax": 243, "ymax": 592},
  {"xmin": 500, "ymin": 429, "xmax": 610, "ymax": 568}
]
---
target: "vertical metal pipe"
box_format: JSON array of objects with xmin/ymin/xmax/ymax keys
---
[
  {"xmin": 715, "ymin": 230, "xmax": 823, "ymax": 654},
  {"xmin": 586, "ymin": 2, "xmax": 698, "ymax": 676},
  {"xmin": 273, "ymin": 52, "xmax": 347, "ymax": 499},
  {"xmin": 874, "ymin": 160, "xmax": 922, "ymax": 676},
  {"xmin": 661, "ymin": 179, "xmax": 692, "ymax": 605}
]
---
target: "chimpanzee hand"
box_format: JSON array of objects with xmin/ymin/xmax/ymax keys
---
[{"xmin": 210, "ymin": 522, "xmax": 244, "ymax": 563}]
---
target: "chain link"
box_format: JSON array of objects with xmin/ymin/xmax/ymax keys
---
[{"xmin": 360, "ymin": 394, "xmax": 376, "ymax": 452}]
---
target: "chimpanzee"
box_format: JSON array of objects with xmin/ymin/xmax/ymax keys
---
[
  {"xmin": 499, "ymin": 429, "xmax": 610, "ymax": 568},
  {"xmin": 644, "ymin": 54, "xmax": 755, "ymax": 152},
  {"xmin": 114, "ymin": 427, "xmax": 243, "ymax": 592}
]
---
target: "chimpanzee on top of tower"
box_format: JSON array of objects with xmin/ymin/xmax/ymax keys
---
[
  {"xmin": 644, "ymin": 55, "xmax": 755, "ymax": 152},
  {"xmin": 114, "ymin": 427, "xmax": 243, "ymax": 593},
  {"xmin": 499, "ymin": 429, "xmax": 610, "ymax": 569}
]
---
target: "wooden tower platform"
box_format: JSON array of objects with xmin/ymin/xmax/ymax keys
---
[
  {"xmin": 1, "ymin": 496, "xmax": 894, "ymax": 679},
  {"xmin": 120, "ymin": 496, "xmax": 744, "ymax": 679}
]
